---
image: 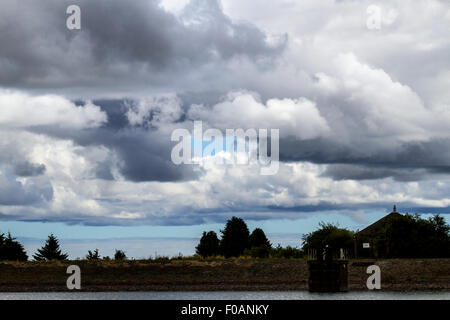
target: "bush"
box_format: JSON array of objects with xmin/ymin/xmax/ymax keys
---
[
  {"xmin": 244, "ymin": 246, "xmax": 271, "ymax": 258},
  {"xmin": 114, "ymin": 249, "xmax": 127, "ymax": 260},
  {"xmin": 153, "ymin": 256, "xmax": 170, "ymax": 264},
  {"xmin": 270, "ymin": 245, "xmax": 303, "ymax": 259},
  {"xmin": 86, "ymin": 249, "xmax": 101, "ymax": 261}
]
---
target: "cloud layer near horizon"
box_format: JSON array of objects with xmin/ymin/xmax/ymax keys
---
[{"xmin": 1, "ymin": 0, "xmax": 450, "ymax": 226}]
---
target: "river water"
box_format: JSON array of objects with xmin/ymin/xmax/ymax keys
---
[{"xmin": 0, "ymin": 291, "xmax": 448, "ymax": 300}]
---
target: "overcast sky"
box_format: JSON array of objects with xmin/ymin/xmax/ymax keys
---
[{"xmin": 1, "ymin": 0, "xmax": 450, "ymax": 256}]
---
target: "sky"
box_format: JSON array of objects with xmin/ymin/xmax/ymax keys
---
[{"xmin": 1, "ymin": 0, "xmax": 450, "ymax": 258}]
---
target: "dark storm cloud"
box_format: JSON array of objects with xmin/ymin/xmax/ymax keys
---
[
  {"xmin": 92, "ymin": 100, "xmax": 199, "ymax": 182},
  {"xmin": 88, "ymin": 100, "xmax": 130, "ymax": 131},
  {"xmin": 0, "ymin": 170, "xmax": 53, "ymax": 206},
  {"xmin": 266, "ymin": 203, "xmax": 450, "ymax": 217},
  {"xmin": 267, "ymin": 202, "xmax": 387, "ymax": 213},
  {"xmin": 322, "ymin": 164, "xmax": 430, "ymax": 182},
  {"xmin": 278, "ymin": 136, "xmax": 450, "ymax": 181},
  {"xmin": 65, "ymin": 126, "xmax": 198, "ymax": 182},
  {"xmin": 401, "ymin": 206, "xmax": 450, "ymax": 214},
  {"xmin": 108, "ymin": 129, "xmax": 198, "ymax": 182},
  {"xmin": 27, "ymin": 99, "xmax": 199, "ymax": 182},
  {"xmin": 13, "ymin": 162, "xmax": 46, "ymax": 177},
  {"xmin": 0, "ymin": 0, "xmax": 285, "ymax": 90}
]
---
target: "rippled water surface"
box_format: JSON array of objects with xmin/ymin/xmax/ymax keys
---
[{"xmin": 0, "ymin": 291, "xmax": 448, "ymax": 300}]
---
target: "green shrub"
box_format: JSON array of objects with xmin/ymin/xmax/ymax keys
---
[
  {"xmin": 244, "ymin": 246, "xmax": 271, "ymax": 258},
  {"xmin": 270, "ymin": 245, "xmax": 303, "ymax": 259}
]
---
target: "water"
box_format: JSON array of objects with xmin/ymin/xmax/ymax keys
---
[{"xmin": 0, "ymin": 291, "xmax": 448, "ymax": 300}]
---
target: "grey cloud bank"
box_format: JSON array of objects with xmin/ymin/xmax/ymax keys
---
[{"xmin": 0, "ymin": 0, "xmax": 285, "ymax": 96}]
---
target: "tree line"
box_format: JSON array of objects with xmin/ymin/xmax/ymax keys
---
[
  {"xmin": 1, "ymin": 213, "xmax": 449, "ymax": 261},
  {"xmin": 0, "ymin": 233, "xmax": 128, "ymax": 262},
  {"xmin": 197, "ymin": 214, "xmax": 450, "ymax": 259},
  {"xmin": 301, "ymin": 214, "xmax": 450, "ymax": 259},
  {"xmin": 196, "ymin": 216, "xmax": 303, "ymax": 258},
  {"xmin": 366, "ymin": 214, "xmax": 450, "ymax": 258}
]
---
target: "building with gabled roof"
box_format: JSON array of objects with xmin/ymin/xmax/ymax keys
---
[{"xmin": 354, "ymin": 205, "xmax": 405, "ymax": 258}]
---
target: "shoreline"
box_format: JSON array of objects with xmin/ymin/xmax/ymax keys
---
[{"xmin": 1, "ymin": 258, "xmax": 449, "ymax": 292}]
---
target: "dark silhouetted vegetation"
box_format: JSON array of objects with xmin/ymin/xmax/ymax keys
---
[
  {"xmin": 86, "ymin": 248, "xmax": 101, "ymax": 261},
  {"xmin": 33, "ymin": 234, "xmax": 68, "ymax": 261},
  {"xmin": 270, "ymin": 244, "xmax": 303, "ymax": 259},
  {"xmin": 0, "ymin": 232, "xmax": 28, "ymax": 261},
  {"xmin": 376, "ymin": 214, "xmax": 450, "ymax": 258},
  {"xmin": 245, "ymin": 228, "xmax": 272, "ymax": 258},
  {"xmin": 114, "ymin": 249, "xmax": 127, "ymax": 260},
  {"xmin": 196, "ymin": 231, "xmax": 220, "ymax": 257},
  {"xmin": 196, "ymin": 217, "xmax": 305, "ymax": 259},
  {"xmin": 250, "ymin": 228, "xmax": 271, "ymax": 248},
  {"xmin": 220, "ymin": 217, "xmax": 251, "ymax": 258},
  {"xmin": 244, "ymin": 246, "xmax": 270, "ymax": 258},
  {"xmin": 302, "ymin": 222, "xmax": 354, "ymax": 256}
]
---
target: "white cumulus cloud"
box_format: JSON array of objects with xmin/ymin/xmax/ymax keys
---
[{"xmin": 0, "ymin": 90, "xmax": 107, "ymax": 129}]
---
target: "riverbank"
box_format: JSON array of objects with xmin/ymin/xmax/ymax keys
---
[{"xmin": 0, "ymin": 259, "xmax": 449, "ymax": 292}]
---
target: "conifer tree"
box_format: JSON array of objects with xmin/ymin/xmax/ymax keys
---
[
  {"xmin": 220, "ymin": 217, "xmax": 250, "ymax": 258},
  {"xmin": 33, "ymin": 234, "xmax": 68, "ymax": 261},
  {"xmin": 0, "ymin": 232, "xmax": 28, "ymax": 261}
]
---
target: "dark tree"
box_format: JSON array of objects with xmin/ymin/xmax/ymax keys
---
[
  {"xmin": 380, "ymin": 214, "xmax": 450, "ymax": 258},
  {"xmin": 249, "ymin": 228, "xmax": 271, "ymax": 248},
  {"xmin": 86, "ymin": 248, "xmax": 101, "ymax": 261},
  {"xmin": 0, "ymin": 232, "xmax": 28, "ymax": 261},
  {"xmin": 429, "ymin": 215, "xmax": 450, "ymax": 257},
  {"xmin": 114, "ymin": 249, "xmax": 127, "ymax": 260},
  {"xmin": 196, "ymin": 231, "xmax": 220, "ymax": 258},
  {"xmin": 220, "ymin": 217, "xmax": 250, "ymax": 258},
  {"xmin": 302, "ymin": 223, "xmax": 354, "ymax": 254},
  {"xmin": 33, "ymin": 234, "xmax": 68, "ymax": 261}
]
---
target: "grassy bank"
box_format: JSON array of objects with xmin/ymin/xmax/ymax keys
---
[{"xmin": 0, "ymin": 258, "xmax": 449, "ymax": 292}]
